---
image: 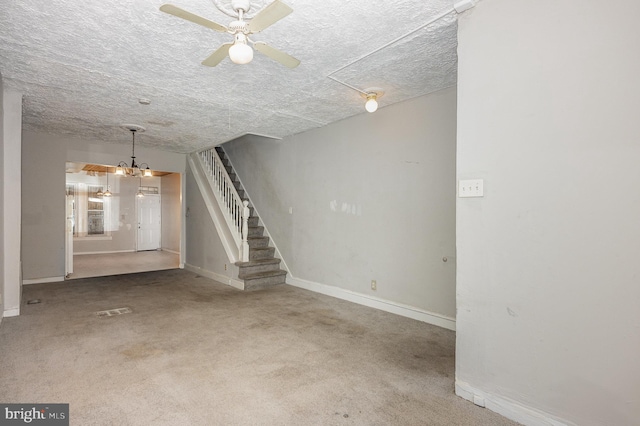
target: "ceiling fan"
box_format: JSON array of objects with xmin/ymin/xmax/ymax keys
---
[{"xmin": 160, "ymin": 0, "xmax": 300, "ymax": 68}]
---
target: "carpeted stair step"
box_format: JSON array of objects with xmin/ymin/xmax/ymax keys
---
[
  {"xmin": 248, "ymin": 236, "xmax": 270, "ymax": 248},
  {"xmin": 248, "ymin": 226, "xmax": 264, "ymax": 237},
  {"xmin": 236, "ymin": 258, "xmax": 282, "ymax": 277},
  {"xmin": 243, "ymin": 269, "xmax": 287, "ymax": 290},
  {"xmin": 250, "ymin": 247, "xmax": 275, "ymax": 260},
  {"xmin": 248, "ymin": 216, "xmax": 259, "ymax": 227}
]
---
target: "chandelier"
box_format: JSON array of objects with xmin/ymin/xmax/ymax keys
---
[{"xmin": 115, "ymin": 124, "xmax": 152, "ymax": 177}]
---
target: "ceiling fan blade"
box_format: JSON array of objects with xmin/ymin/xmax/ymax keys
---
[
  {"xmin": 160, "ymin": 4, "xmax": 228, "ymax": 33},
  {"xmin": 254, "ymin": 42, "xmax": 300, "ymax": 69},
  {"xmin": 246, "ymin": 0, "xmax": 293, "ymax": 33},
  {"xmin": 201, "ymin": 43, "xmax": 233, "ymax": 67}
]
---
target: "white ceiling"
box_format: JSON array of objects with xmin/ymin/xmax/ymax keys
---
[{"xmin": 0, "ymin": 0, "xmax": 459, "ymax": 153}]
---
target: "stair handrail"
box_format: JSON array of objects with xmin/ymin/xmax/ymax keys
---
[{"xmin": 199, "ymin": 148, "xmax": 250, "ymax": 262}]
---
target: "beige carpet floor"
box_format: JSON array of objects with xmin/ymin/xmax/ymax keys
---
[{"xmin": 0, "ymin": 270, "xmax": 517, "ymax": 425}]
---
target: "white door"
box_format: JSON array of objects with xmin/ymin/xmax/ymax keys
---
[
  {"xmin": 65, "ymin": 195, "xmax": 74, "ymax": 276},
  {"xmin": 137, "ymin": 194, "xmax": 161, "ymax": 251}
]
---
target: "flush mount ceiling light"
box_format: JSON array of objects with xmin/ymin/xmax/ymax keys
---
[
  {"xmin": 362, "ymin": 88, "xmax": 384, "ymax": 113},
  {"xmin": 365, "ymin": 94, "xmax": 378, "ymax": 113},
  {"xmin": 115, "ymin": 125, "xmax": 152, "ymax": 177},
  {"xmin": 326, "ymin": 1, "xmax": 477, "ymax": 113}
]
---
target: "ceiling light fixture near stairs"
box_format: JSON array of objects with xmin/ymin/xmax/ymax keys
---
[
  {"xmin": 326, "ymin": 0, "xmax": 477, "ymax": 113},
  {"xmin": 363, "ymin": 88, "xmax": 384, "ymax": 113}
]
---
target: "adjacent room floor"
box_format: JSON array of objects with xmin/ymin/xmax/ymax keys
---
[
  {"xmin": 69, "ymin": 250, "xmax": 180, "ymax": 279},
  {"xmin": 0, "ymin": 270, "xmax": 517, "ymax": 425}
]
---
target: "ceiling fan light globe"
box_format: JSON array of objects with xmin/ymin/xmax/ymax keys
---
[{"xmin": 229, "ymin": 43, "xmax": 253, "ymax": 64}]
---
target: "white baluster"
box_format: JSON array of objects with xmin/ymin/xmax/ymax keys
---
[
  {"xmin": 201, "ymin": 147, "xmax": 250, "ymax": 258},
  {"xmin": 241, "ymin": 200, "xmax": 250, "ymax": 262}
]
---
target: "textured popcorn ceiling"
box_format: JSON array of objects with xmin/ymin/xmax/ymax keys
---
[{"xmin": 0, "ymin": 0, "xmax": 459, "ymax": 153}]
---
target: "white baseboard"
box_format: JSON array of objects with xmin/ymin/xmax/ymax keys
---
[
  {"xmin": 74, "ymin": 250, "xmax": 135, "ymax": 256},
  {"xmin": 23, "ymin": 276, "xmax": 65, "ymax": 285},
  {"xmin": 455, "ymin": 381, "xmax": 572, "ymax": 426},
  {"xmin": 184, "ymin": 263, "xmax": 244, "ymax": 290},
  {"xmin": 287, "ymin": 276, "xmax": 456, "ymax": 331},
  {"xmin": 161, "ymin": 248, "xmax": 180, "ymax": 255},
  {"xmin": 4, "ymin": 307, "xmax": 20, "ymax": 317}
]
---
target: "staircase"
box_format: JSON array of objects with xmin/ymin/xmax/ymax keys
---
[{"xmin": 212, "ymin": 146, "xmax": 287, "ymax": 290}]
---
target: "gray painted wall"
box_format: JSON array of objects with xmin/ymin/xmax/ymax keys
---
[
  {"xmin": 223, "ymin": 87, "xmax": 457, "ymax": 318},
  {"xmin": 161, "ymin": 173, "xmax": 181, "ymax": 253},
  {"xmin": 22, "ymin": 131, "xmax": 185, "ymax": 280},
  {"xmin": 22, "ymin": 131, "xmax": 66, "ymax": 280},
  {"xmin": 456, "ymin": 1, "xmax": 640, "ymax": 425},
  {"xmin": 2, "ymin": 89, "xmax": 22, "ymax": 315},
  {"xmin": 0, "ymin": 73, "xmax": 4, "ymax": 321}
]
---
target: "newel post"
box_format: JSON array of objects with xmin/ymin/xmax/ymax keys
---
[{"xmin": 241, "ymin": 200, "xmax": 250, "ymax": 262}]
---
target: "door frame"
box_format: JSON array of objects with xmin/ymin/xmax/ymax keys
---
[{"xmin": 65, "ymin": 194, "xmax": 74, "ymax": 276}]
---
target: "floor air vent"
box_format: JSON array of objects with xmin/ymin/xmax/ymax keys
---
[{"xmin": 95, "ymin": 307, "xmax": 132, "ymax": 317}]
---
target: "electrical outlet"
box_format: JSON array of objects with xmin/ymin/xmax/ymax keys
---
[
  {"xmin": 224, "ymin": 264, "xmax": 227, "ymax": 271},
  {"xmin": 371, "ymin": 280, "xmax": 377, "ymax": 291}
]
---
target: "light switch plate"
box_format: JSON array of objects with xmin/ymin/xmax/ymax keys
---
[{"xmin": 459, "ymin": 179, "xmax": 484, "ymax": 197}]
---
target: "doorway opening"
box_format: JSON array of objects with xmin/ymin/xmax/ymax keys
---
[{"xmin": 64, "ymin": 162, "xmax": 181, "ymax": 279}]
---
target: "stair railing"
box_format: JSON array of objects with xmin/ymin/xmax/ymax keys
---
[{"xmin": 199, "ymin": 148, "xmax": 250, "ymax": 262}]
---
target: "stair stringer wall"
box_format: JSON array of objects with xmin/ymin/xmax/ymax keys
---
[
  {"xmin": 217, "ymin": 146, "xmax": 292, "ymax": 280},
  {"xmin": 187, "ymin": 153, "xmax": 239, "ymax": 264}
]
